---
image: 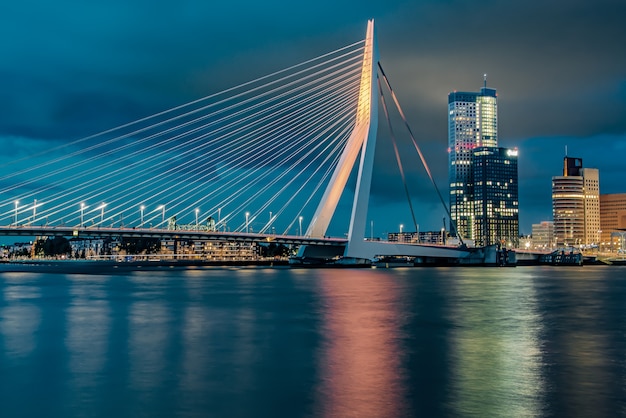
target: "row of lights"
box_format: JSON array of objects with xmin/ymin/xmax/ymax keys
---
[{"xmin": 11, "ymin": 201, "xmax": 307, "ymax": 235}]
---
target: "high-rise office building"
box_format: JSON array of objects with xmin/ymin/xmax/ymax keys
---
[
  {"xmin": 448, "ymin": 78, "xmax": 517, "ymax": 246},
  {"xmin": 552, "ymin": 156, "xmax": 600, "ymax": 246},
  {"xmin": 599, "ymin": 193, "xmax": 626, "ymax": 247},
  {"xmin": 472, "ymin": 147, "xmax": 519, "ymax": 247}
]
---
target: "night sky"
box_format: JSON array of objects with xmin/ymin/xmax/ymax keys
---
[{"xmin": 1, "ymin": 0, "xmax": 625, "ymax": 237}]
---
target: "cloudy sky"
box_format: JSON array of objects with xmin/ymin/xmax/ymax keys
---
[{"xmin": 1, "ymin": 0, "xmax": 625, "ymax": 236}]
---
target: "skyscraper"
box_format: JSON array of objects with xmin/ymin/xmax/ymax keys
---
[
  {"xmin": 448, "ymin": 78, "xmax": 518, "ymax": 246},
  {"xmin": 552, "ymin": 156, "xmax": 600, "ymax": 246},
  {"xmin": 448, "ymin": 80, "xmax": 497, "ymax": 239},
  {"xmin": 472, "ymin": 147, "xmax": 519, "ymax": 247}
]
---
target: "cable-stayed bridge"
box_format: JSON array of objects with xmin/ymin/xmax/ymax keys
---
[{"xmin": 0, "ymin": 20, "xmax": 504, "ymax": 266}]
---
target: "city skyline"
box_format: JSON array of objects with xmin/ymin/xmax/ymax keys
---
[{"xmin": 1, "ymin": 0, "xmax": 624, "ymax": 236}]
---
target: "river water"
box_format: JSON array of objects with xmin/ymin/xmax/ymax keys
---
[{"xmin": 0, "ymin": 265, "xmax": 625, "ymax": 417}]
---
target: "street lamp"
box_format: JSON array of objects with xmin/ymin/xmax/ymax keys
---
[
  {"xmin": 195, "ymin": 208, "xmax": 199, "ymax": 230},
  {"xmin": 140, "ymin": 205, "xmax": 145, "ymax": 228},
  {"xmin": 80, "ymin": 203, "xmax": 85, "ymax": 227},
  {"xmin": 14, "ymin": 200, "xmax": 19, "ymax": 226},
  {"xmin": 400, "ymin": 224, "xmax": 404, "ymax": 242},
  {"xmin": 299, "ymin": 216, "xmax": 303, "ymax": 236},
  {"xmin": 33, "ymin": 199, "xmax": 37, "ymax": 224},
  {"xmin": 245, "ymin": 212, "xmax": 250, "ymax": 233}
]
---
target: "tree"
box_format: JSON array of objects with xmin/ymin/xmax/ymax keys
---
[
  {"xmin": 259, "ymin": 242, "xmax": 290, "ymax": 258},
  {"xmin": 118, "ymin": 237, "xmax": 161, "ymax": 254},
  {"xmin": 33, "ymin": 236, "xmax": 72, "ymax": 257}
]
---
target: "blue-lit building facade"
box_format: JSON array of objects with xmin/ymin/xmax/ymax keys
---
[{"xmin": 448, "ymin": 81, "xmax": 519, "ymax": 246}]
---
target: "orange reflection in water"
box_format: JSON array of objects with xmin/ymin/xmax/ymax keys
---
[{"xmin": 314, "ymin": 269, "xmax": 407, "ymax": 418}]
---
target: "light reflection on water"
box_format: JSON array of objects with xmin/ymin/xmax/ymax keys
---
[
  {"xmin": 67, "ymin": 275, "xmax": 111, "ymax": 399},
  {"xmin": 446, "ymin": 268, "xmax": 544, "ymax": 417},
  {"xmin": 0, "ymin": 266, "xmax": 624, "ymax": 417},
  {"xmin": 314, "ymin": 269, "xmax": 407, "ymax": 417}
]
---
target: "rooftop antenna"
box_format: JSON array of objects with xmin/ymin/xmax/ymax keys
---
[{"xmin": 483, "ymin": 73, "xmax": 487, "ymax": 89}]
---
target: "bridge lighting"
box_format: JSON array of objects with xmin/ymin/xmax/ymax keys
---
[
  {"xmin": 245, "ymin": 212, "xmax": 250, "ymax": 233},
  {"xmin": 140, "ymin": 205, "xmax": 145, "ymax": 228},
  {"xmin": 14, "ymin": 200, "xmax": 19, "ymax": 226},
  {"xmin": 195, "ymin": 208, "xmax": 199, "ymax": 230},
  {"xmin": 299, "ymin": 216, "xmax": 303, "ymax": 236}
]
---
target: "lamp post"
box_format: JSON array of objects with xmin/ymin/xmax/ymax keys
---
[
  {"xmin": 80, "ymin": 203, "xmax": 85, "ymax": 227},
  {"xmin": 33, "ymin": 199, "xmax": 37, "ymax": 224},
  {"xmin": 299, "ymin": 216, "xmax": 303, "ymax": 236},
  {"xmin": 400, "ymin": 224, "xmax": 404, "ymax": 242},
  {"xmin": 245, "ymin": 212, "xmax": 250, "ymax": 233},
  {"xmin": 140, "ymin": 205, "xmax": 145, "ymax": 228},
  {"xmin": 195, "ymin": 208, "xmax": 199, "ymax": 230},
  {"xmin": 14, "ymin": 200, "xmax": 19, "ymax": 226}
]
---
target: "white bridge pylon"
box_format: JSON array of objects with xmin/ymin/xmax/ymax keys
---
[
  {"xmin": 305, "ymin": 19, "xmax": 378, "ymax": 255},
  {"xmin": 302, "ymin": 20, "xmax": 489, "ymax": 263}
]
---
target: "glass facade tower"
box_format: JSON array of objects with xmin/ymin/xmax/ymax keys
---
[
  {"xmin": 448, "ymin": 82, "xmax": 498, "ymax": 241},
  {"xmin": 472, "ymin": 147, "xmax": 519, "ymax": 247}
]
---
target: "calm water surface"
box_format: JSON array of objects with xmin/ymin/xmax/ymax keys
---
[{"xmin": 0, "ymin": 266, "xmax": 625, "ymax": 417}]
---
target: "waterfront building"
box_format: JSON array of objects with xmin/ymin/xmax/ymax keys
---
[
  {"xmin": 600, "ymin": 193, "xmax": 626, "ymax": 250},
  {"xmin": 69, "ymin": 237, "xmax": 110, "ymax": 258},
  {"xmin": 552, "ymin": 156, "xmax": 600, "ymax": 246},
  {"xmin": 160, "ymin": 239, "xmax": 259, "ymax": 261},
  {"xmin": 582, "ymin": 168, "xmax": 600, "ymax": 246},
  {"xmin": 388, "ymin": 231, "xmax": 419, "ymax": 243},
  {"xmin": 448, "ymin": 79, "xmax": 497, "ymax": 240},
  {"xmin": 419, "ymin": 230, "xmax": 448, "ymax": 245},
  {"xmin": 531, "ymin": 221, "xmax": 555, "ymax": 249},
  {"xmin": 387, "ymin": 230, "xmax": 448, "ymax": 245},
  {"xmin": 448, "ymin": 78, "xmax": 518, "ymax": 247},
  {"xmin": 472, "ymin": 147, "xmax": 519, "ymax": 247}
]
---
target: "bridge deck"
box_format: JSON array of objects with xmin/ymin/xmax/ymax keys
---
[{"xmin": 0, "ymin": 226, "xmax": 347, "ymax": 247}]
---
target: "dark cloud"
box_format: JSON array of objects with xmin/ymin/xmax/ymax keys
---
[
  {"xmin": 378, "ymin": 0, "xmax": 626, "ymax": 138},
  {"xmin": 0, "ymin": 0, "xmax": 624, "ymax": 235}
]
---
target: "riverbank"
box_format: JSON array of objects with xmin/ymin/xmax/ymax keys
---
[{"xmin": 0, "ymin": 258, "xmax": 290, "ymax": 273}]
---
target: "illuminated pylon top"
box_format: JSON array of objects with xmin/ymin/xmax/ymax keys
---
[{"xmin": 306, "ymin": 19, "xmax": 379, "ymax": 248}]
